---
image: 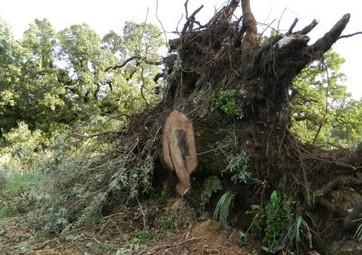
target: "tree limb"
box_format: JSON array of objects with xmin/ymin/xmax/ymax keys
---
[
  {"xmin": 297, "ymin": 19, "xmax": 318, "ymax": 35},
  {"xmin": 309, "ymin": 14, "xmax": 350, "ymax": 55},
  {"xmin": 181, "ymin": 4, "xmax": 204, "ymax": 35},
  {"xmin": 240, "ymin": 0, "xmax": 257, "ymax": 76},
  {"xmin": 287, "ymin": 18, "xmax": 299, "ymax": 35},
  {"xmin": 206, "ymin": 0, "xmax": 240, "ymax": 27},
  {"xmin": 105, "ymin": 56, "xmax": 163, "ymax": 72},
  {"xmin": 338, "ymin": 31, "xmax": 362, "ymax": 39}
]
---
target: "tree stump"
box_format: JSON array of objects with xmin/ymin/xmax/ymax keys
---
[{"xmin": 162, "ymin": 110, "xmax": 197, "ymax": 195}]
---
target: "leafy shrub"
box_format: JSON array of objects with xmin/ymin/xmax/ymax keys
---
[
  {"xmin": 132, "ymin": 230, "xmax": 152, "ymax": 243},
  {"xmin": 201, "ymin": 175, "xmax": 222, "ymax": 209},
  {"xmin": 211, "ymin": 89, "xmax": 243, "ymax": 119},
  {"xmin": 226, "ymin": 150, "xmax": 251, "ymax": 184},
  {"xmin": 247, "ymin": 191, "xmax": 293, "ymax": 253},
  {"xmin": 0, "ymin": 122, "xmax": 49, "ymax": 173},
  {"xmin": 37, "ymin": 132, "xmax": 155, "ymax": 233}
]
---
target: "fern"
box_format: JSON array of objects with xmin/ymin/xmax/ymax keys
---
[
  {"xmin": 213, "ymin": 191, "xmax": 234, "ymax": 226},
  {"xmin": 354, "ymin": 218, "xmax": 362, "ymax": 241}
]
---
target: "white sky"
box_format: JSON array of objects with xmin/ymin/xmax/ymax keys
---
[{"xmin": 1, "ymin": 0, "xmax": 362, "ymax": 99}]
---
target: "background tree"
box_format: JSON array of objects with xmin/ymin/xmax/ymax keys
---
[
  {"xmin": 0, "ymin": 19, "xmax": 164, "ymax": 142},
  {"xmin": 291, "ymin": 50, "xmax": 362, "ymax": 148}
]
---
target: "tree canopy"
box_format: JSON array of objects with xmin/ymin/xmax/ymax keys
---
[{"xmin": 0, "ymin": 19, "xmax": 164, "ymax": 140}]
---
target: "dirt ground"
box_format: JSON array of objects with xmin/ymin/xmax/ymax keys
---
[{"xmin": 0, "ymin": 199, "xmax": 262, "ymax": 255}]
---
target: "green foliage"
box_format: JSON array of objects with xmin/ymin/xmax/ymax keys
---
[
  {"xmin": 238, "ymin": 230, "xmax": 248, "ymax": 245},
  {"xmin": 291, "ymin": 50, "xmax": 362, "ymax": 148},
  {"xmin": 132, "ymin": 230, "xmax": 152, "ymax": 243},
  {"xmin": 247, "ymin": 191, "xmax": 293, "ymax": 252},
  {"xmin": 0, "ymin": 19, "xmax": 163, "ymax": 139},
  {"xmin": 211, "ymin": 89, "xmax": 243, "ymax": 119},
  {"xmin": 213, "ymin": 191, "xmax": 234, "ymax": 226},
  {"xmin": 287, "ymin": 216, "xmax": 312, "ymax": 252},
  {"xmin": 36, "ymin": 131, "xmax": 155, "ymax": 233},
  {"xmin": 0, "ymin": 122, "xmax": 49, "ymax": 173},
  {"xmin": 0, "ymin": 18, "xmax": 163, "ymax": 234},
  {"xmin": 225, "ymin": 150, "xmax": 251, "ymax": 184},
  {"xmin": 354, "ymin": 218, "xmax": 362, "ymax": 242},
  {"xmin": 200, "ymin": 175, "xmax": 222, "ymax": 208}
]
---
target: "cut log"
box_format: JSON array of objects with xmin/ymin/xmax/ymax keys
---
[{"xmin": 162, "ymin": 110, "xmax": 197, "ymax": 196}]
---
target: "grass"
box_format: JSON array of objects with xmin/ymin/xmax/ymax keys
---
[{"xmin": 0, "ymin": 171, "xmax": 45, "ymax": 218}]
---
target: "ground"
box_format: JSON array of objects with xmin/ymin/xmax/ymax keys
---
[{"xmin": 0, "ymin": 199, "xmax": 262, "ymax": 255}]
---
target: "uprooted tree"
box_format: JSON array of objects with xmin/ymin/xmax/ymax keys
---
[
  {"xmin": 44, "ymin": 0, "xmax": 362, "ymax": 253},
  {"xmin": 118, "ymin": 0, "xmax": 362, "ymax": 252}
]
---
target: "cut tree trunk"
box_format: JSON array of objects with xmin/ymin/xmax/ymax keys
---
[{"xmin": 162, "ymin": 110, "xmax": 197, "ymax": 195}]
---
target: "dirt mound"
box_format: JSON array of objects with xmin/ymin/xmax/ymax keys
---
[{"xmin": 144, "ymin": 219, "xmax": 259, "ymax": 255}]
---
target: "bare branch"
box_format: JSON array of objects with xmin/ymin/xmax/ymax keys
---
[
  {"xmin": 287, "ymin": 18, "xmax": 299, "ymax": 35},
  {"xmin": 181, "ymin": 5, "xmax": 204, "ymax": 35},
  {"xmin": 206, "ymin": 0, "xmax": 240, "ymax": 27},
  {"xmin": 310, "ymin": 14, "xmax": 350, "ymax": 54},
  {"xmin": 297, "ymin": 19, "xmax": 318, "ymax": 35},
  {"xmin": 338, "ymin": 31, "xmax": 362, "ymax": 39},
  {"xmin": 155, "ymin": 0, "xmax": 169, "ymax": 49},
  {"xmin": 184, "ymin": 0, "xmax": 189, "ymax": 19},
  {"xmin": 276, "ymin": 8, "xmax": 288, "ymax": 34}
]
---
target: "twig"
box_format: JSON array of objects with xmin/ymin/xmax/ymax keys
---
[
  {"xmin": 338, "ymin": 31, "xmax": 362, "ymax": 39},
  {"xmin": 155, "ymin": 0, "xmax": 169, "ymax": 48},
  {"xmin": 136, "ymin": 196, "xmax": 148, "ymax": 230},
  {"xmin": 69, "ymin": 131, "xmax": 121, "ymax": 139},
  {"xmin": 287, "ymin": 18, "xmax": 299, "ymax": 34},
  {"xmin": 277, "ymin": 8, "xmax": 288, "ymax": 34},
  {"xmin": 184, "ymin": 0, "xmax": 189, "ymax": 19},
  {"xmin": 181, "ymin": 5, "xmax": 204, "ymax": 35},
  {"xmin": 32, "ymin": 238, "xmax": 59, "ymax": 250},
  {"xmin": 139, "ymin": 236, "xmax": 202, "ymax": 254}
]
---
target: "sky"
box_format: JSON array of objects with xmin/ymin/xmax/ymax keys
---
[{"xmin": 1, "ymin": 0, "xmax": 362, "ymax": 99}]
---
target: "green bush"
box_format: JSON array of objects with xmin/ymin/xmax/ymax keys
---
[
  {"xmin": 226, "ymin": 150, "xmax": 251, "ymax": 184},
  {"xmin": 201, "ymin": 175, "xmax": 222, "ymax": 209},
  {"xmin": 37, "ymin": 131, "xmax": 155, "ymax": 233},
  {"xmin": 247, "ymin": 191, "xmax": 293, "ymax": 253},
  {"xmin": 0, "ymin": 122, "xmax": 49, "ymax": 173},
  {"xmin": 211, "ymin": 89, "xmax": 243, "ymax": 119}
]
